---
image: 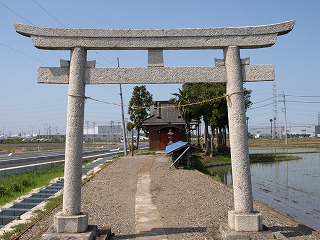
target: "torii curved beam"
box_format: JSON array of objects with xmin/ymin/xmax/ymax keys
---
[{"xmin": 15, "ymin": 21, "xmax": 294, "ymax": 50}]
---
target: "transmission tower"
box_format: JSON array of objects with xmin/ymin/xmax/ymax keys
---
[
  {"xmin": 273, "ymin": 82, "xmax": 279, "ymax": 138},
  {"xmin": 318, "ymin": 112, "xmax": 320, "ymax": 125}
]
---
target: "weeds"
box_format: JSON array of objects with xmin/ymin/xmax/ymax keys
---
[{"xmin": 0, "ymin": 165, "xmax": 64, "ymax": 206}]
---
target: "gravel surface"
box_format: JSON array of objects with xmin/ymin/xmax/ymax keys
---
[{"xmin": 16, "ymin": 154, "xmax": 319, "ymax": 240}]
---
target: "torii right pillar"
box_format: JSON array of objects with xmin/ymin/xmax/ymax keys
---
[{"xmin": 224, "ymin": 46, "xmax": 260, "ymax": 232}]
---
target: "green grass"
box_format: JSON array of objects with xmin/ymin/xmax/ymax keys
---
[
  {"xmin": 193, "ymin": 152, "xmax": 301, "ymax": 168},
  {"xmin": 0, "ymin": 164, "xmax": 64, "ymax": 206},
  {"xmin": 249, "ymin": 153, "xmax": 301, "ymax": 163},
  {"xmin": 0, "ymin": 155, "xmax": 116, "ymax": 239},
  {"xmin": 1, "ymin": 222, "xmax": 29, "ymax": 240},
  {"xmin": 192, "ymin": 156, "xmax": 210, "ymax": 175},
  {"xmin": 43, "ymin": 195, "xmax": 63, "ymax": 212}
]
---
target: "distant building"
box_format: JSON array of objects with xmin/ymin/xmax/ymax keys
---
[
  {"xmin": 98, "ymin": 125, "xmax": 122, "ymax": 134},
  {"xmin": 249, "ymin": 125, "xmax": 317, "ymax": 138},
  {"xmin": 83, "ymin": 124, "xmax": 123, "ymax": 142},
  {"xmin": 315, "ymin": 125, "xmax": 320, "ymax": 138}
]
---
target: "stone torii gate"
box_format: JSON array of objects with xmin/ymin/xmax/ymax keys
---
[{"xmin": 15, "ymin": 21, "xmax": 294, "ymax": 239}]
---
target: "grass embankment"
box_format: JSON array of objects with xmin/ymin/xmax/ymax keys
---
[
  {"xmin": 194, "ymin": 152, "xmax": 301, "ymax": 169},
  {"xmin": 193, "ymin": 152, "xmax": 301, "ymax": 182},
  {"xmin": 0, "ymin": 165, "xmax": 64, "ymax": 206},
  {"xmin": 248, "ymin": 137, "xmax": 320, "ymax": 148}
]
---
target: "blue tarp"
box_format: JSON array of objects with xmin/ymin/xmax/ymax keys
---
[{"xmin": 165, "ymin": 141, "xmax": 190, "ymax": 154}]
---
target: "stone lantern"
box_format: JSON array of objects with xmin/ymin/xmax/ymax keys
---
[{"xmin": 167, "ymin": 129, "xmax": 174, "ymax": 145}]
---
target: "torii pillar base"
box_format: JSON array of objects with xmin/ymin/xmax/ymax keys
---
[
  {"xmin": 220, "ymin": 223, "xmax": 274, "ymax": 240},
  {"xmin": 41, "ymin": 225, "xmax": 96, "ymax": 240},
  {"xmin": 40, "ymin": 211, "xmax": 111, "ymax": 240},
  {"xmin": 41, "ymin": 223, "xmax": 112, "ymax": 240},
  {"xmin": 220, "ymin": 211, "xmax": 275, "ymax": 239},
  {"xmin": 53, "ymin": 211, "xmax": 88, "ymax": 233},
  {"xmin": 228, "ymin": 210, "xmax": 263, "ymax": 232}
]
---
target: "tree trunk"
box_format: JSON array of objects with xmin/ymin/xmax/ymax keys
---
[
  {"xmin": 223, "ymin": 126, "xmax": 227, "ymax": 148},
  {"xmin": 219, "ymin": 127, "xmax": 223, "ymax": 148},
  {"xmin": 197, "ymin": 122, "xmax": 201, "ymax": 148},
  {"xmin": 131, "ymin": 130, "xmax": 134, "ymax": 157},
  {"xmin": 203, "ymin": 117, "xmax": 210, "ymax": 155},
  {"xmin": 136, "ymin": 129, "xmax": 140, "ymax": 149},
  {"xmin": 210, "ymin": 127, "xmax": 215, "ymax": 157},
  {"xmin": 186, "ymin": 123, "xmax": 191, "ymax": 142}
]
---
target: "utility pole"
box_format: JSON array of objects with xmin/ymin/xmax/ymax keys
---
[
  {"xmin": 273, "ymin": 82, "xmax": 278, "ymax": 138},
  {"xmin": 118, "ymin": 57, "xmax": 128, "ymax": 155},
  {"xmin": 282, "ymin": 92, "xmax": 288, "ymax": 145},
  {"xmin": 270, "ymin": 118, "xmax": 273, "ymax": 139},
  {"xmin": 93, "ymin": 122, "xmax": 96, "ymax": 142},
  {"xmin": 86, "ymin": 121, "xmax": 89, "ymax": 142}
]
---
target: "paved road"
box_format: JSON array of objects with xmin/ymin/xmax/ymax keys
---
[{"xmin": 0, "ymin": 144, "xmax": 124, "ymax": 169}]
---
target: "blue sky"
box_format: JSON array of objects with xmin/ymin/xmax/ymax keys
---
[{"xmin": 0, "ymin": 0, "xmax": 319, "ymax": 136}]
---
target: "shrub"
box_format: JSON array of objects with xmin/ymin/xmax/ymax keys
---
[
  {"xmin": 0, "ymin": 185, "xmax": 9, "ymax": 197},
  {"xmin": 10, "ymin": 183, "xmax": 23, "ymax": 193},
  {"xmin": 21, "ymin": 179, "xmax": 33, "ymax": 187}
]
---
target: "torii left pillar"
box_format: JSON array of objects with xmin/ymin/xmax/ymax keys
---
[{"xmin": 53, "ymin": 47, "xmax": 89, "ymax": 233}]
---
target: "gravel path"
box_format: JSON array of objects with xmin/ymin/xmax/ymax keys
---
[{"xmin": 16, "ymin": 154, "xmax": 319, "ymax": 239}]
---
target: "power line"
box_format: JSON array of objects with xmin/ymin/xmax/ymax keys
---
[
  {"xmin": 252, "ymin": 97, "xmax": 273, "ymax": 105},
  {"xmin": 32, "ymin": 0, "xmax": 66, "ymax": 28},
  {"xmin": 0, "ymin": 42, "xmax": 52, "ymax": 66},
  {"xmin": 248, "ymin": 102, "xmax": 273, "ymax": 110},
  {"xmin": 0, "ymin": 1, "xmax": 34, "ymax": 25},
  {"xmin": 0, "ymin": 1, "xmax": 55, "ymax": 65},
  {"xmin": 32, "ymin": 0, "xmax": 116, "ymax": 68},
  {"xmin": 94, "ymin": 51, "xmax": 117, "ymax": 67},
  {"xmin": 287, "ymin": 100, "xmax": 320, "ymax": 104},
  {"xmin": 286, "ymin": 94, "xmax": 320, "ymax": 98}
]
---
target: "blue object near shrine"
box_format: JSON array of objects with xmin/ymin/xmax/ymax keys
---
[{"xmin": 165, "ymin": 141, "xmax": 191, "ymax": 154}]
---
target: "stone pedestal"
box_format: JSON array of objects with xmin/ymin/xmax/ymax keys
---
[
  {"xmin": 41, "ymin": 224, "xmax": 96, "ymax": 240},
  {"xmin": 228, "ymin": 210, "xmax": 262, "ymax": 232},
  {"xmin": 220, "ymin": 224, "xmax": 275, "ymax": 240},
  {"xmin": 54, "ymin": 211, "xmax": 88, "ymax": 233}
]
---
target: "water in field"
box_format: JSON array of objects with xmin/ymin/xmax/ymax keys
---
[{"xmin": 207, "ymin": 148, "xmax": 320, "ymax": 230}]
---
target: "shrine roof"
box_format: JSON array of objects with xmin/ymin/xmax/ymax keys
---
[{"xmin": 142, "ymin": 101, "xmax": 186, "ymax": 126}]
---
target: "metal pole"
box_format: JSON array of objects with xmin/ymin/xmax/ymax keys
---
[
  {"xmin": 283, "ymin": 92, "xmax": 288, "ymax": 145},
  {"xmin": 118, "ymin": 57, "xmax": 128, "ymax": 155},
  {"xmin": 168, "ymin": 146, "xmax": 190, "ymax": 169},
  {"xmin": 270, "ymin": 119, "xmax": 273, "ymax": 139}
]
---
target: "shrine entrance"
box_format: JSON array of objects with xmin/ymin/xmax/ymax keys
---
[
  {"xmin": 15, "ymin": 20, "xmax": 294, "ymax": 239},
  {"xmin": 159, "ymin": 128, "xmax": 183, "ymax": 149}
]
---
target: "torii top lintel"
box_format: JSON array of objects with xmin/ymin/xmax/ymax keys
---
[{"xmin": 14, "ymin": 21, "xmax": 294, "ymax": 50}]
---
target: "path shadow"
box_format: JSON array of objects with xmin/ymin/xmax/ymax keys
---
[
  {"xmin": 270, "ymin": 224, "xmax": 314, "ymax": 238},
  {"xmin": 113, "ymin": 227, "xmax": 207, "ymax": 239}
]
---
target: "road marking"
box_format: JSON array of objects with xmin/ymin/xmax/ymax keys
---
[{"xmin": 110, "ymin": 148, "xmax": 120, "ymax": 152}]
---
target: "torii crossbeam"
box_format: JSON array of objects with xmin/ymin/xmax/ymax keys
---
[{"xmin": 15, "ymin": 21, "xmax": 294, "ymax": 239}]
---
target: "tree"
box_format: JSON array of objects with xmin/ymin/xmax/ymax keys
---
[
  {"xmin": 128, "ymin": 85, "xmax": 153, "ymax": 148},
  {"xmin": 172, "ymin": 82, "xmax": 252, "ymax": 155},
  {"xmin": 171, "ymin": 86, "xmax": 200, "ymax": 141},
  {"xmin": 126, "ymin": 122, "xmax": 135, "ymax": 156},
  {"xmin": 171, "ymin": 83, "xmax": 213, "ymax": 153}
]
